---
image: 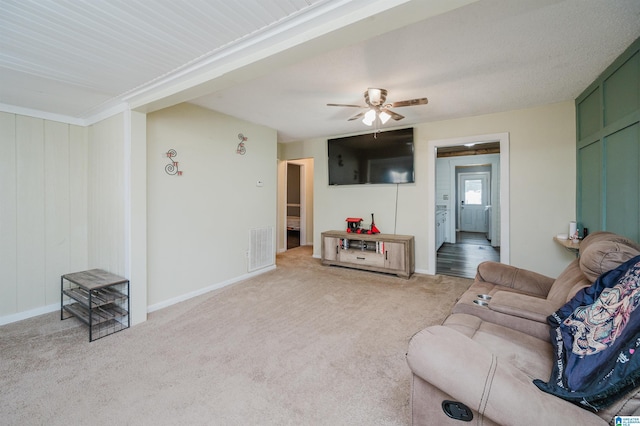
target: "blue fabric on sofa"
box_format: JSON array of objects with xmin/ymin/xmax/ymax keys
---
[{"xmin": 534, "ymin": 255, "xmax": 640, "ymax": 411}]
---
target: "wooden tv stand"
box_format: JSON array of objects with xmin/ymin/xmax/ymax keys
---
[{"xmin": 321, "ymin": 230, "xmax": 415, "ymax": 278}]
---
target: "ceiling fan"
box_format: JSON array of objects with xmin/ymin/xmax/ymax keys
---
[{"xmin": 327, "ymin": 88, "xmax": 428, "ymax": 127}]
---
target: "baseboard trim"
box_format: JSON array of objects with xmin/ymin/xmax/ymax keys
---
[
  {"xmin": 147, "ymin": 265, "xmax": 276, "ymax": 313},
  {"xmin": 0, "ymin": 303, "xmax": 60, "ymax": 326},
  {"xmin": 0, "ymin": 266, "xmax": 277, "ymax": 326}
]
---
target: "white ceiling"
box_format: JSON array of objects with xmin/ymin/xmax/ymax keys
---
[{"xmin": 2, "ymin": 0, "xmax": 639, "ymax": 142}]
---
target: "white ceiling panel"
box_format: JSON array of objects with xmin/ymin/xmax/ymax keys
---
[
  {"xmin": 1, "ymin": 0, "xmax": 639, "ymax": 142},
  {"xmin": 1, "ymin": 0, "xmax": 328, "ymax": 114}
]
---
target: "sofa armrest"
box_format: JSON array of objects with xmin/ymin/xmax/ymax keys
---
[
  {"xmin": 407, "ymin": 326, "xmax": 605, "ymax": 425},
  {"xmin": 488, "ymin": 291, "xmax": 559, "ymax": 323},
  {"xmin": 476, "ymin": 261, "xmax": 555, "ymax": 297}
]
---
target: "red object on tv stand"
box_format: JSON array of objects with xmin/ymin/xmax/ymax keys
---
[
  {"xmin": 346, "ymin": 217, "xmax": 363, "ymax": 233},
  {"xmin": 369, "ymin": 213, "xmax": 380, "ymax": 234}
]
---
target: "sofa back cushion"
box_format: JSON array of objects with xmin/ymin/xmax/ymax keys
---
[
  {"xmin": 546, "ymin": 259, "xmax": 591, "ymax": 304},
  {"xmin": 579, "ymin": 232, "xmax": 640, "ymax": 282}
]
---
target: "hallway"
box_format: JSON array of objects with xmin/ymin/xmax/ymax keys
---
[{"xmin": 436, "ymin": 231, "xmax": 500, "ymax": 278}]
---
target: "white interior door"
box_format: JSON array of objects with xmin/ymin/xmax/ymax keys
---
[{"xmin": 458, "ymin": 172, "xmax": 489, "ymax": 232}]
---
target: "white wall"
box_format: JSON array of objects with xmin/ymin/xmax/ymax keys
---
[
  {"xmin": 146, "ymin": 103, "xmax": 277, "ymax": 308},
  {"xmin": 0, "ymin": 100, "xmax": 575, "ymax": 324},
  {"xmin": 88, "ymin": 113, "xmax": 126, "ymax": 275},
  {"xmin": 281, "ymin": 101, "xmax": 577, "ymax": 277},
  {"xmin": 128, "ymin": 110, "xmax": 149, "ymax": 325},
  {"xmin": 85, "ymin": 111, "xmax": 147, "ymax": 325},
  {"xmin": 0, "ymin": 113, "xmax": 88, "ymax": 323}
]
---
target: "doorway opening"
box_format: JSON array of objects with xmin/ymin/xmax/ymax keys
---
[
  {"xmin": 287, "ymin": 163, "xmax": 301, "ymax": 249},
  {"xmin": 427, "ymin": 133, "xmax": 510, "ymax": 278},
  {"xmin": 280, "ymin": 158, "xmax": 314, "ymax": 253}
]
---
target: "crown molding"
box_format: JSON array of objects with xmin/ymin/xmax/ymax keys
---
[
  {"xmin": 0, "ymin": 103, "xmax": 85, "ymax": 126},
  {"xmin": 123, "ymin": 0, "xmax": 413, "ymax": 112}
]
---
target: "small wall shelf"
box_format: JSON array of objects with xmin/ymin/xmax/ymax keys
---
[{"xmin": 553, "ymin": 236, "xmax": 580, "ymax": 257}]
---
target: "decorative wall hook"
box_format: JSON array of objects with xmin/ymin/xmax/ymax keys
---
[
  {"xmin": 236, "ymin": 133, "xmax": 247, "ymax": 155},
  {"xmin": 165, "ymin": 149, "xmax": 183, "ymax": 176}
]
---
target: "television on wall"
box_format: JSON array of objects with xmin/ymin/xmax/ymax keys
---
[{"xmin": 327, "ymin": 127, "xmax": 414, "ymax": 185}]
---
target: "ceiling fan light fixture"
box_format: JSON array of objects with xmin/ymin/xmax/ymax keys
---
[
  {"xmin": 365, "ymin": 88, "xmax": 387, "ymax": 106},
  {"xmin": 362, "ymin": 109, "xmax": 376, "ymax": 126},
  {"xmin": 328, "ymin": 87, "xmax": 424, "ymax": 130},
  {"xmin": 368, "ymin": 88, "xmax": 382, "ymax": 105}
]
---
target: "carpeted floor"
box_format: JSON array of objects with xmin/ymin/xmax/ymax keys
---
[{"xmin": 0, "ymin": 246, "xmax": 472, "ymax": 425}]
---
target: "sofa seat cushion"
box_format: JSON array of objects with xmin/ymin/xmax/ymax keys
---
[{"xmin": 443, "ymin": 313, "xmax": 553, "ymax": 380}]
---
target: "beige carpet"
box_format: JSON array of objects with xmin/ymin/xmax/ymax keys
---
[{"xmin": 0, "ymin": 246, "xmax": 472, "ymax": 425}]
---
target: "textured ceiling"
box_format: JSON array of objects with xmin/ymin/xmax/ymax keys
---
[
  {"xmin": 191, "ymin": 0, "xmax": 640, "ymax": 142},
  {"xmin": 1, "ymin": 0, "xmax": 639, "ymax": 142}
]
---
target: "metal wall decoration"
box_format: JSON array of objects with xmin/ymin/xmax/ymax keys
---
[
  {"xmin": 165, "ymin": 149, "xmax": 182, "ymax": 176},
  {"xmin": 236, "ymin": 133, "xmax": 247, "ymax": 155}
]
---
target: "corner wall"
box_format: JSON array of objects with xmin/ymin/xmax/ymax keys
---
[{"xmin": 146, "ymin": 103, "xmax": 278, "ymax": 308}]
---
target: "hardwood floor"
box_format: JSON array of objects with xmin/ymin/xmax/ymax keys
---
[
  {"xmin": 287, "ymin": 230, "xmax": 300, "ymax": 249},
  {"xmin": 437, "ymin": 231, "xmax": 500, "ymax": 279}
]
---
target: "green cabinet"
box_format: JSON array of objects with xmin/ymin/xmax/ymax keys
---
[{"xmin": 576, "ymin": 38, "xmax": 640, "ymax": 242}]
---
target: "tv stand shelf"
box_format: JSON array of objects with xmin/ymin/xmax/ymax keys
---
[{"xmin": 321, "ymin": 231, "xmax": 415, "ymax": 278}]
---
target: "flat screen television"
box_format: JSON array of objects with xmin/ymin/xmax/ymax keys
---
[{"xmin": 327, "ymin": 127, "xmax": 414, "ymax": 185}]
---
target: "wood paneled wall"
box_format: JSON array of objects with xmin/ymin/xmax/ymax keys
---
[
  {"xmin": 87, "ymin": 114, "xmax": 126, "ymax": 277},
  {"xmin": 576, "ymin": 37, "xmax": 640, "ymax": 241},
  {"xmin": 0, "ymin": 113, "xmax": 88, "ymax": 320}
]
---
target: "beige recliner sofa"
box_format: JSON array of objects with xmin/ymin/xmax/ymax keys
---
[{"xmin": 407, "ymin": 232, "xmax": 640, "ymax": 425}]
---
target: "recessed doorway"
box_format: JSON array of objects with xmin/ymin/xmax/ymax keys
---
[
  {"xmin": 279, "ymin": 158, "xmax": 314, "ymax": 254},
  {"xmin": 427, "ymin": 133, "xmax": 510, "ymax": 277},
  {"xmin": 287, "ymin": 163, "xmax": 301, "ymax": 249}
]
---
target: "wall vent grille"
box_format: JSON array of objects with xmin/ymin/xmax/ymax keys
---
[{"xmin": 248, "ymin": 227, "xmax": 274, "ymax": 272}]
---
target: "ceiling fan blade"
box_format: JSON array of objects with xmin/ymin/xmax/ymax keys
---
[
  {"xmin": 384, "ymin": 109, "xmax": 405, "ymax": 121},
  {"xmin": 347, "ymin": 111, "xmax": 366, "ymax": 121},
  {"xmin": 389, "ymin": 97, "xmax": 428, "ymax": 108},
  {"xmin": 327, "ymin": 103, "xmax": 364, "ymax": 108}
]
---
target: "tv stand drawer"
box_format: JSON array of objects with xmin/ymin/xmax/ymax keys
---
[{"xmin": 340, "ymin": 250, "xmax": 384, "ymax": 267}]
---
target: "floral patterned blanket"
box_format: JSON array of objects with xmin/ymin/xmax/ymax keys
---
[{"xmin": 534, "ymin": 255, "xmax": 640, "ymax": 411}]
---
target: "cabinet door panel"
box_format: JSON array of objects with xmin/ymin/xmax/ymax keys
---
[
  {"xmin": 384, "ymin": 242, "xmax": 405, "ymax": 271},
  {"xmin": 323, "ymin": 237, "xmax": 340, "ymax": 261},
  {"xmin": 603, "ymin": 52, "xmax": 639, "ymax": 126},
  {"xmin": 605, "ymin": 123, "xmax": 640, "ymax": 241},
  {"xmin": 577, "ymin": 87, "xmax": 601, "ymax": 140},
  {"xmin": 578, "ymin": 140, "xmax": 602, "ymax": 233}
]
